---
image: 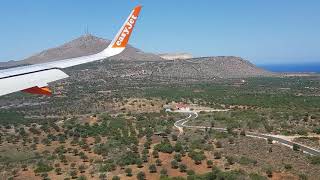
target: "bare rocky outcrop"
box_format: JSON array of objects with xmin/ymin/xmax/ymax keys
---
[{"xmin": 0, "ymin": 34, "xmax": 163, "ymax": 68}]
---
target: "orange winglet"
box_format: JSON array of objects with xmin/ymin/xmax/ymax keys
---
[
  {"xmin": 22, "ymin": 86, "xmax": 52, "ymax": 96},
  {"xmin": 112, "ymin": 5, "xmax": 142, "ymax": 48}
]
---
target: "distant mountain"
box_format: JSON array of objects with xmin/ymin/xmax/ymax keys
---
[
  {"xmin": 0, "ymin": 61, "xmax": 25, "ymax": 69},
  {"xmin": 150, "ymin": 56, "xmax": 275, "ymax": 78},
  {"xmin": 0, "ymin": 34, "xmax": 164, "ymax": 68},
  {"xmin": 0, "ymin": 34, "xmax": 275, "ymax": 78}
]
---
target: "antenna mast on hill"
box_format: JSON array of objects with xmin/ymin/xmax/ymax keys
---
[{"xmin": 85, "ymin": 25, "xmax": 90, "ymax": 36}]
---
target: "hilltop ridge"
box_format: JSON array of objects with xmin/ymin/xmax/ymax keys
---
[
  {"xmin": 0, "ymin": 34, "xmax": 275, "ymax": 78},
  {"xmin": 0, "ymin": 34, "xmax": 164, "ymax": 67}
]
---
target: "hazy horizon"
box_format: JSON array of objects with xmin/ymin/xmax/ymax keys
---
[{"xmin": 1, "ymin": 0, "xmax": 319, "ymax": 65}]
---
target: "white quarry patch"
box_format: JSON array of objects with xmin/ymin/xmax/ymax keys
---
[{"xmin": 159, "ymin": 53, "xmax": 193, "ymax": 60}]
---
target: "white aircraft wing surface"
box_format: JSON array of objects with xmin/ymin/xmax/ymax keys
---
[{"xmin": 0, "ymin": 5, "xmax": 142, "ymax": 96}]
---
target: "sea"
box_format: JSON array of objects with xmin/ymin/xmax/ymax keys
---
[{"xmin": 259, "ymin": 63, "xmax": 320, "ymax": 73}]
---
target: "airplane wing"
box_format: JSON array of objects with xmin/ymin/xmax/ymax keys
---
[{"xmin": 0, "ymin": 5, "xmax": 142, "ymax": 97}]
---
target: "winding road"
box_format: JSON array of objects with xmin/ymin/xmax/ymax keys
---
[{"xmin": 173, "ymin": 110, "xmax": 320, "ymax": 156}]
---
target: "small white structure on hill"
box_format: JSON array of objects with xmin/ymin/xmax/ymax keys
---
[{"xmin": 159, "ymin": 53, "xmax": 193, "ymax": 60}]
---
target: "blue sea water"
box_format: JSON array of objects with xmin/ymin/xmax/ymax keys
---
[{"xmin": 258, "ymin": 63, "xmax": 320, "ymax": 73}]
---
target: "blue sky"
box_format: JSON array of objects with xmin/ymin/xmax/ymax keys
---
[{"xmin": 0, "ymin": 0, "xmax": 319, "ymax": 65}]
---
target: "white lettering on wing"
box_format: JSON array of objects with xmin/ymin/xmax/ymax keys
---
[{"xmin": 115, "ymin": 14, "xmax": 137, "ymax": 46}]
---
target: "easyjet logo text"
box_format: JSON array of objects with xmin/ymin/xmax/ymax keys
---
[{"xmin": 116, "ymin": 14, "xmax": 138, "ymax": 46}]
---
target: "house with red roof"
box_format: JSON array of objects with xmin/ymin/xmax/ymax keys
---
[{"xmin": 175, "ymin": 103, "xmax": 190, "ymax": 111}]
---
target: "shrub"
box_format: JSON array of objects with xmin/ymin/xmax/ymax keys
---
[
  {"xmin": 228, "ymin": 137, "xmax": 235, "ymax": 144},
  {"xmin": 299, "ymin": 174, "xmax": 308, "ymax": 180},
  {"xmin": 137, "ymin": 171, "xmax": 145, "ymax": 180},
  {"xmin": 117, "ymin": 151, "xmax": 140, "ymax": 165},
  {"xmin": 206, "ymin": 160, "xmax": 213, "ymax": 168},
  {"xmin": 152, "ymin": 150, "xmax": 159, "ymax": 158},
  {"xmin": 293, "ymin": 144, "xmax": 300, "ymax": 151},
  {"xmin": 144, "ymin": 141, "xmax": 151, "ymax": 149},
  {"xmin": 154, "ymin": 140, "xmax": 174, "ymax": 154},
  {"xmin": 309, "ymin": 156, "xmax": 320, "ymax": 165},
  {"xmin": 136, "ymin": 159, "xmax": 143, "ymax": 168},
  {"xmin": 69, "ymin": 170, "xmax": 78, "ymax": 179},
  {"xmin": 99, "ymin": 163, "xmax": 116, "ymax": 172},
  {"xmin": 188, "ymin": 150, "xmax": 206, "ymax": 164},
  {"xmin": 99, "ymin": 173, "xmax": 107, "ymax": 180},
  {"xmin": 34, "ymin": 161, "xmax": 53, "ymax": 173},
  {"xmin": 266, "ymin": 168, "xmax": 273, "ymax": 178},
  {"xmin": 160, "ymin": 168, "xmax": 168, "ymax": 177},
  {"xmin": 313, "ymin": 127, "xmax": 320, "ymax": 134},
  {"xmin": 172, "ymin": 134, "xmax": 178, "ymax": 141},
  {"xmin": 77, "ymin": 175, "xmax": 87, "ymax": 180},
  {"xmin": 149, "ymin": 164, "xmax": 157, "ymax": 173},
  {"xmin": 238, "ymin": 156, "xmax": 257, "ymax": 165},
  {"xmin": 213, "ymin": 151, "xmax": 222, "ymax": 159},
  {"xmin": 78, "ymin": 164, "xmax": 87, "ymax": 173},
  {"xmin": 171, "ymin": 160, "xmax": 178, "ymax": 169},
  {"xmin": 156, "ymin": 159, "xmax": 162, "ymax": 166},
  {"xmin": 41, "ymin": 173, "xmax": 48, "ymax": 179},
  {"xmin": 174, "ymin": 142, "xmax": 183, "ymax": 152},
  {"xmin": 21, "ymin": 164, "xmax": 27, "ymax": 171},
  {"xmin": 55, "ymin": 168, "xmax": 62, "ymax": 175},
  {"xmin": 249, "ymin": 173, "xmax": 267, "ymax": 180},
  {"xmin": 142, "ymin": 154, "xmax": 148, "ymax": 163},
  {"xmin": 226, "ymin": 156, "xmax": 235, "ymax": 165},
  {"xmin": 179, "ymin": 164, "xmax": 187, "ymax": 172},
  {"xmin": 187, "ymin": 169, "xmax": 195, "ymax": 175},
  {"xmin": 125, "ymin": 168, "xmax": 132, "ymax": 177},
  {"xmin": 284, "ymin": 164, "xmax": 292, "ymax": 170},
  {"xmin": 174, "ymin": 153, "xmax": 182, "ymax": 162},
  {"xmin": 215, "ymin": 141, "xmax": 222, "ymax": 148},
  {"xmin": 112, "ymin": 176, "xmax": 120, "ymax": 180},
  {"xmin": 240, "ymin": 130, "xmax": 246, "ymax": 136},
  {"xmin": 296, "ymin": 128, "xmax": 308, "ymax": 136}
]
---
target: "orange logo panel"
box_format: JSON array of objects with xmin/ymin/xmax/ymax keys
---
[{"xmin": 112, "ymin": 6, "xmax": 142, "ymax": 48}]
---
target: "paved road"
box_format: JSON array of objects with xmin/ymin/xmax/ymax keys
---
[
  {"xmin": 173, "ymin": 112, "xmax": 192, "ymax": 135},
  {"xmin": 246, "ymin": 132, "xmax": 320, "ymax": 156},
  {"xmin": 174, "ymin": 111, "xmax": 320, "ymax": 156}
]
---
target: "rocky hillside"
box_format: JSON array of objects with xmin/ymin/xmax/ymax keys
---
[
  {"xmin": 65, "ymin": 57, "xmax": 275, "ymax": 91},
  {"xmin": 0, "ymin": 34, "xmax": 163, "ymax": 67},
  {"xmin": 0, "ymin": 34, "xmax": 275, "ymax": 78},
  {"xmin": 152, "ymin": 56, "xmax": 274, "ymax": 78}
]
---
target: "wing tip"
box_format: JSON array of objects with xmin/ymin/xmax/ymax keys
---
[
  {"xmin": 110, "ymin": 5, "xmax": 142, "ymax": 49},
  {"xmin": 134, "ymin": 5, "xmax": 143, "ymax": 11}
]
